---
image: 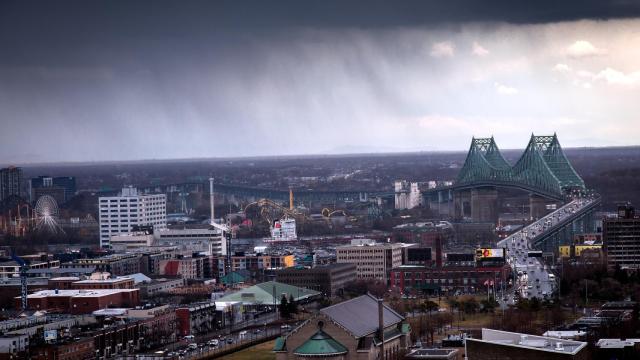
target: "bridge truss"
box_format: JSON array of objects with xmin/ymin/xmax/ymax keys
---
[{"xmin": 456, "ymin": 134, "xmax": 585, "ymax": 199}]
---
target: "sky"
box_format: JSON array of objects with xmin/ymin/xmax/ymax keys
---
[{"xmin": 2, "ymin": 1, "xmax": 640, "ymax": 163}]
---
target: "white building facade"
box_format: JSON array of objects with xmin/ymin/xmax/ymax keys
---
[
  {"xmin": 99, "ymin": 187, "xmax": 167, "ymax": 248},
  {"xmin": 154, "ymin": 227, "xmax": 226, "ymax": 255},
  {"xmin": 394, "ymin": 180, "xmax": 422, "ymax": 210}
]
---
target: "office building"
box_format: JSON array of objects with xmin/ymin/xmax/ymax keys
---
[
  {"xmin": 336, "ymin": 240, "xmax": 404, "ymax": 283},
  {"xmin": 98, "ymin": 187, "xmax": 167, "ymax": 248},
  {"xmin": 603, "ymin": 203, "xmax": 640, "ymax": 270},
  {"xmin": 29, "ymin": 176, "xmax": 76, "ymax": 204},
  {"xmin": 276, "ymin": 263, "xmax": 357, "ymax": 297},
  {"xmin": 0, "ymin": 166, "xmax": 22, "ymax": 201}
]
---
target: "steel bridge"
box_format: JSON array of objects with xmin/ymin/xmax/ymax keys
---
[
  {"xmin": 457, "ymin": 133, "xmax": 585, "ymax": 199},
  {"xmin": 424, "ymin": 134, "xmax": 588, "ymax": 221},
  {"xmin": 138, "ymin": 182, "xmax": 392, "ymax": 208},
  {"xmin": 530, "ymin": 196, "xmax": 601, "ymax": 254}
]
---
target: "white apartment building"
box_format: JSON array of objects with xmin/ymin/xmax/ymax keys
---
[
  {"xmin": 99, "ymin": 187, "xmax": 167, "ymax": 248},
  {"xmin": 394, "ymin": 180, "xmax": 422, "ymax": 210},
  {"xmin": 336, "ymin": 241, "xmax": 404, "ymax": 283}
]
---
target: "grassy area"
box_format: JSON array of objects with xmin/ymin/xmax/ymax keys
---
[{"xmin": 224, "ymin": 340, "xmax": 276, "ymax": 360}]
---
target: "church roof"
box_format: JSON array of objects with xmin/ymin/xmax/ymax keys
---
[{"xmin": 293, "ymin": 330, "xmax": 348, "ymax": 356}]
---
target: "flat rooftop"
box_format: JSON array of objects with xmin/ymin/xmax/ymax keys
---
[
  {"xmin": 24, "ymin": 289, "xmax": 138, "ymax": 298},
  {"xmin": 72, "ymin": 277, "xmax": 133, "ymax": 284},
  {"xmin": 468, "ymin": 328, "xmax": 587, "ymax": 355},
  {"xmin": 596, "ymin": 338, "xmax": 640, "ymax": 348}
]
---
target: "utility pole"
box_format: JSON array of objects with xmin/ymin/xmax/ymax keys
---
[{"xmin": 585, "ymin": 280, "xmax": 588, "ymax": 307}]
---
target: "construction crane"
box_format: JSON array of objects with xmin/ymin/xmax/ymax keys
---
[{"xmin": 10, "ymin": 251, "xmax": 28, "ymax": 311}]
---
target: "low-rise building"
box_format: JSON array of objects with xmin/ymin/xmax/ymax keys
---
[
  {"xmin": 390, "ymin": 264, "xmax": 511, "ymax": 294},
  {"xmin": 69, "ymin": 253, "xmax": 142, "ymax": 276},
  {"xmin": 276, "ymin": 263, "xmax": 357, "ymax": 297},
  {"xmin": 155, "ymin": 227, "xmax": 226, "ymax": 255},
  {"xmin": 465, "ymin": 329, "xmax": 588, "ymax": 360},
  {"xmin": 128, "ymin": 305, "xmax": 178, "ymax": 348},
  {"xmin": 159, "ymin": 256, "xmax": 206, "ymax": 279},
  {"xmin": 138, "ymin": 277, "xmax": 186, "ymax": 298},
  {"xmin": 0, "ymin": 259, "xmax": 60, "ymax": 279},
  {"xmin": 71, "ymin": 276, "xmax": 135, "ymax": 290},
  {"xmin": 176, "ymin": 302, "xmax": 218, "ymax": 336},
  {"xmin": 110, "ymin": 232, "xmax": 155, "ymax": 251},
  {"xmin": 216, "ymin": 281, "xmax": 320, "ymax": 313},
  {"xmin": 0, "ymin": 334, "xmax": 30, "ymax": 357},
  {"xmin": 595, "ymin": 338, "xmax": 640, "ymax": 360},
  {"xmin": 31, "ymin": 336, "xmax": 95, "ymax": 360},
  {"xmin": 18, "ymin": 289, "xmax": 140, "ymax": 314},
  {"xmin": 273, "ymin": 294, "xmax": 411, "ymax": 360}
]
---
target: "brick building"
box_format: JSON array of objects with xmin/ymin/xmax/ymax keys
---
[
  {"xmin": 390, "ymin": 264, "xmax": 511, "ymax": 294},
  {"xmin": 159, "ymin": 256, "xmax": 206, "ymax": 279},
  {"xmin": 276, "ymin": 263, "xmax": 356, "ymax": 297},
  {"xmin": 31, "ymin": 337, "xmax": 95, "ymax": 360},
  {"xmin": 176, "ymin": 302, "xmax": 218, "ymax": 336},
  {"xmin": 18, "ymin": 289, "xmax": 140, "ymax": 314}
]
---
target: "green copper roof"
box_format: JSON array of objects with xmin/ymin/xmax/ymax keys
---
[
  {"xmin": 294, "ymin": 330, "xmax": 348, "ymax": 356},
  {"xmin": 217, "ymin": 281, "xmax": 320, "ymax": 304},
  {"xmin": 402, "ymin": 323, "xmax": 411, "ymax": 334},
  {"xmin": 273, "ymin": 336, "xmax": 286, "ymax": 351}
]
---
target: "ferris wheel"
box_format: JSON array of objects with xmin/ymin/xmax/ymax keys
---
[{"xmin": 34, "ymin": 195, "xmax": 64, "ymax": 234}]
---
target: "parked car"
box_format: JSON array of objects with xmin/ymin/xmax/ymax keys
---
[{"xmin": 207, "ymin": 339, "xmax": 219, "ymax": 347}]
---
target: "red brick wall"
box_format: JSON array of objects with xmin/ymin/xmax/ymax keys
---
[{"xmin": 175, "ymin": 308, "xmax": 191, "ymax": 336}]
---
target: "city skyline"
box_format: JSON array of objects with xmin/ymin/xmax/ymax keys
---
[{"xmin": 2, "ymin": 1, "xmax": 640, "ymax": 163}]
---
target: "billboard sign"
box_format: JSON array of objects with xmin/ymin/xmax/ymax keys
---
[
  {"xmin": 476, "ymin": 248, "xmax": 505, "ymax": 260},
  {"xmin": 44, "ymin": 329, "xmax": 57, "ymax": 342}
]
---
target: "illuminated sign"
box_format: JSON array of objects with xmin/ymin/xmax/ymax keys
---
[{"xmin": 475, "ymin": 248, "xmax": 505, "ymax": 259}]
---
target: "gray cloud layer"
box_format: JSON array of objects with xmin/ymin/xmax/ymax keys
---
[{"xmin": 1, "ymin": 1, "xmax": 640, "ymax": 163}]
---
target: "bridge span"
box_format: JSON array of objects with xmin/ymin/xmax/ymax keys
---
[
  {"xmin": 424, "ymin": 134, "xmax": 587, "ymax": 223},
  {"xmin": 497, "ymin": 195, "xmax": 601, "ymax": 301}
]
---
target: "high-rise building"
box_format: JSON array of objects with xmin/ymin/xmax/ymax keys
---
[
  {"xmin": 98, "ymin": 187, "xmax": 167, "ymax": 248},
  {"xmin": 29, "ymin": 176, "xmax": 77, "ymax": 204},
  {"xmin": 603, "ymin": 203, "xmax": 640, "ymax": 270},
  {"xmin": 0, "ymin": 166, "xmax": 23, "ymax": 202}
]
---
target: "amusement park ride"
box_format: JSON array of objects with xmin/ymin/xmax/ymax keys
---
[{"xmin": 0, "ymin": 195, "xmax": 65, "ymax": 236}]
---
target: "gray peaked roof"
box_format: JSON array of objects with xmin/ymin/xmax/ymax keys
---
[{"xmin": 319, "ymin": 293, "xmax": 404, "ymax": 338}]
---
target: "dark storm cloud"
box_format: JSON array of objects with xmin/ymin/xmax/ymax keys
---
[
  {"xmin": 1, "ymin": 0, "xmax": 639, "ymax": 68},
  {"xmin": 1, "ymin": 0, "xmax": 640, "ymax": 163}
]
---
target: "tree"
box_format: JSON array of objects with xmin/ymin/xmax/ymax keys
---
[
  {"xmin": 279, "ymin": 294, "xmax": 290, "ymax": 318},
  {"xmin": 288, "ymin": 294, "xmax": 298, "ymax": 315},
  {"xmin": 423, "ymin": 300, "xmax": 439, "ymax": 314},
  {"xmin": 480, "ymin": 298, "xmax": 497, "ymax": 313}
]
